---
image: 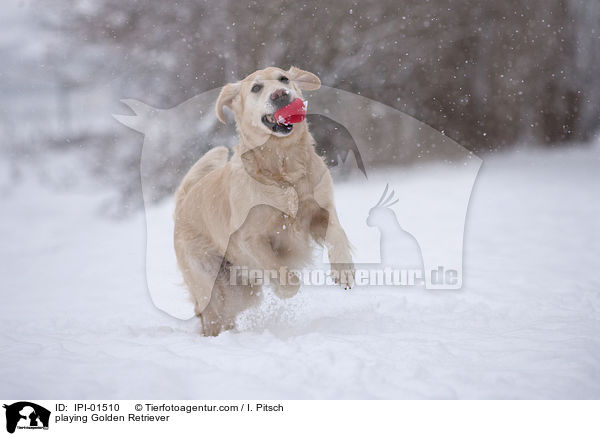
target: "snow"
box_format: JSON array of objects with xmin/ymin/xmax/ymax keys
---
[{"xmin": 1, "ymin": 145, "xmax": 599, "ymax": 399}]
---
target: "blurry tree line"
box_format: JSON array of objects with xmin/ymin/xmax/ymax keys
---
[{"xmin": 35, "ymin": 0, "xmax": 600, "ymax": 205}]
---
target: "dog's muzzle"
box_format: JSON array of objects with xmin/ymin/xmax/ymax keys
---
[{"xmin": 262, "ymin": 91, "xmax": 307, "ymax": 135}]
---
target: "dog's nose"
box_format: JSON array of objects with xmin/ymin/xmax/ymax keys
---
[{"xmin": 270, "ymin": 88, "xmax": 290, "ymax": 103}]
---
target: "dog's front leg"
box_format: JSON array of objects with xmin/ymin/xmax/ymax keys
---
[
  {"xmin": 241, "ymin": 230, "xmax": 301, "ymax": 299},
  {"xmin": 324, "ymin": 212, "xmax": 355, "ymax": 290},
  {"xmin": 310, "ymin": 160, "xmax": 355, "ymax": 289},
  {"xmin": 313, "ymin": 184, "xmax": 355, "ymax": 289}
]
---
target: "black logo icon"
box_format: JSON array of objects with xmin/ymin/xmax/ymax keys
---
[{"xmin": 3, "ymin": 402, "xmax": 50, "ymax": 434}]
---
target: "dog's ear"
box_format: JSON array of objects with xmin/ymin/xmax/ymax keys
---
[
  {"xmin": 216, "ymin": 82, "xmax": 241, "ymax": 124},
  {"xmin": 287, "ymin": 67, "xmax": 321, "ymax": 91}
]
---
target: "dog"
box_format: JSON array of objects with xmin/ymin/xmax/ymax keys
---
[{"xmin": 174, "ymin": 66, "xmax": 354, "ymax": 336}]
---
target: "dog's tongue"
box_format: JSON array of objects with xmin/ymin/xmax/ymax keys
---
[{"xmin": 274, "ymin": 98, "xmax": 307, "ymax": 125}]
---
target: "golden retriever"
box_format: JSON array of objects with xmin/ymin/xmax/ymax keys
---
[{"xmin": 174, "ymin": 66, "xmax": 354, "ymax": 336}]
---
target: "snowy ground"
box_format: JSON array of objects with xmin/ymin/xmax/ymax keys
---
[{"xmin": 1, "ymin": 144, "xmax": 599, "ymax": 399}]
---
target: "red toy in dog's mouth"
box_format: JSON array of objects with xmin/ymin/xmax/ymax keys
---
[
  {"xmin": 274, "ymin": 98, "xmax": 307, "ymax": 125},
  {"xmin": 263, "ymin": 98, "xmax": 307, "ymax": 133}
]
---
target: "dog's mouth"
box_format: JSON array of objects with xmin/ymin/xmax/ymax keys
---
[
  {"xmin": 262, "ymin": 98, "xmax": 308, "ymax": 135},
  {"xmin": 262, "ymin": 113, "xmax": 294, "ymax": 134}
]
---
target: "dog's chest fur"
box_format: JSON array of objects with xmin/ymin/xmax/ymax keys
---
[
  {"xmin": 241, "ymin": 141, "xmax": 310, "ymax": 193},
  {"xmin": 238, "ymin": 140, "xmax": 328, "ymax": 261}
]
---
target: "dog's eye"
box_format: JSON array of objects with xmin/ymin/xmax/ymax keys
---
[
  {"xmin": 251, "ymin": 84, "xmax": 263, "ymax": 93},
  {"xmin": 279, "ymin": 76, "xmax": 289, "ymax": 84}
]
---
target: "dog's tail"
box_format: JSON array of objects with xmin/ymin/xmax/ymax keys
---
[{"xmin": 175, "ymin": 146, "xmax": 229, "ymax": 211}]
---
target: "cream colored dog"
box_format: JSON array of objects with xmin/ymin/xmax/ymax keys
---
[{"xmin": 174, "ymin": 66, "xmax": 354, "ymax": 336}]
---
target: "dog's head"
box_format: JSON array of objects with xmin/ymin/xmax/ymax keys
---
[{"xmin": 216, "ymin": 66, "xmax": 320, "ymax": 143}]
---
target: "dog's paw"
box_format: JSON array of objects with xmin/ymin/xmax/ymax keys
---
[
  {"xmin": 273, "ymin": 271, "xmax": 301, "ymax": 299},
  {"xmin": 200, "ymin": 316, "xmax": 223, "ymax": 337},
  {"xmin": 330, "ymin": 264, "xmax": 355, "ymax": 290}
]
